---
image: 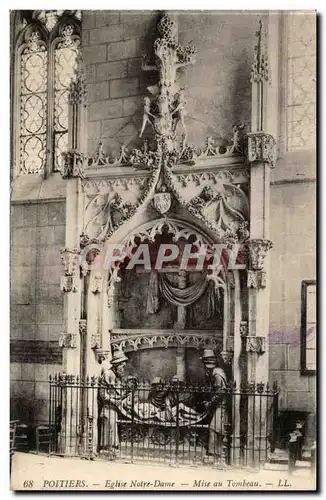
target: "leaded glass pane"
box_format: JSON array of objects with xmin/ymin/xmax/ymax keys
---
[
  {"xmin": 286, "ymin": 12, "xmax": 316, "ymax": 151},
  {"xmin": 19, "ymin": 36, "xmax": 47, "ymax": 174},
  {"xmin": 53, "ymin": 28, "xmax": 80, "ymax": 171}
]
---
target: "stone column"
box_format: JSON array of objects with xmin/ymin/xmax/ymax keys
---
[
  {"xmin": 174, "ymin": 270, "xmax": 187, "ymax": 380},
  {"xmin": 245, "ymin": 19, "xmax": 276, "ymax": 465},
  {"xmin": 58, "ymin": 55, "xmax": 88, "ymax": 455}
]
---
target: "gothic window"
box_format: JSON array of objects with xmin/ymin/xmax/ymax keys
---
[
  {"xmin": 286, "ymin": 12, "xmax": 316, "ymax": 151},
  {"xmin": 301, "ymin": 280, "xmax": 316, "ymax": 375},
  {"xmin": 12, "ymin": 10, "xmax": 81, "ymax": 176}
]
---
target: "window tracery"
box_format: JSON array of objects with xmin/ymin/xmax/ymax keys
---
[
  {"xmin": 13, "ymin": 10, "xmax": 81, "ymax": 176},
  {"xmin": 286, "ymin": 12, "xmax": 316, "ymax": 151}
]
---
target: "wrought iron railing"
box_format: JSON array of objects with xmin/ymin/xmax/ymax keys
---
[{"xmin": 49, "ymin": 374, "xmax": 278, "ymax": 468}]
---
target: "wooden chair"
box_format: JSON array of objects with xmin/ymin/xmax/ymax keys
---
[{"xmin": 10, "ymin": 421, "xmax": 19, "ymax": 474}]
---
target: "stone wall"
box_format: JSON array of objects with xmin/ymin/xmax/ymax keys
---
[
  {"xmin": 269, "ymin": 174, "xmax": 316, "ymax": 437},
  {"xmin": 82, "ymin": 10, "xmax": 267, "ymax": 157},
  {"xmin": 10, "ymin": 200, "xmax": 65, "ymax": 424}
]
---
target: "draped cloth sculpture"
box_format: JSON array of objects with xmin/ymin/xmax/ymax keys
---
[{"xmin": 146, "ymin": 271, "xmax": 220, "ymax": 318}]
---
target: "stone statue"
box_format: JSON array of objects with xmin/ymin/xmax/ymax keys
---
[
  {"xmin": 200, "ymin": 349, "xmax": 228, "ymax": 458},
  {"xmin": 139, "ymin": 96, "xmax": 155, "ymax": 138},
  {"xmin": 97, "ymin": 350, "xmax": 128, "ymax": 456},
  {"xmin": 140, "ymin": 12, "xmax": 196, "ymax": 154}
]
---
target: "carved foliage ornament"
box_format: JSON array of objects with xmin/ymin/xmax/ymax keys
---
[
  {"xmin": 61, "ymin": 149, "xmax": 86, "ymax": 179},
  {"xmin": 250, "ymin": 20, "xmax": 269, "ymax": 84},
  {"xmin": 110, "ymin": 332, "xmax": 219, "ymax": 353},
  {"xmin": 248, "ymin": 238, "xmax": 273, "ymax": 270},
  {"xmin": 247, "ymin": 133, "xmax": 276, "ymax": 167},
  {"xmin": 60, "ymin": 248, "xmax": 79, "ymax": 292},
  {"xmin": 79, "ymin": 319, "xmax": 87, "ymax": 336}
]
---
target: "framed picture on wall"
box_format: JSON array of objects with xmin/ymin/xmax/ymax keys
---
[{"xmin": 301, "ymin": 280, "xmax": 316, "ymax": 375}]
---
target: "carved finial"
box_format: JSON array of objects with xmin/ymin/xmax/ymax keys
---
[
  {"xmin": 69, "ymin": 53, "xmax": 88, "ymax": 105},
  {"xmin": 251, "ymin": 19, "xmax": 269, "ymax": 84}
]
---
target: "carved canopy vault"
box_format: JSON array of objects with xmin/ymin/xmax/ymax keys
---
[{"xmin": 59, "ymin": 12, "xmax": 276, "ymax": 383}]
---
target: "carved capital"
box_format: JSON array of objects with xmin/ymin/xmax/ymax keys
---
[
  {"xmin": 60, "ymin": 248, "xmax": 79, "ymax": 276},
  {"xmin": 60, "ymin": 275, "xmax": 78, "ymax": 293},
  {"xmin": 220, "ymin": 351, "xmax": 233, "ymax": 365},
  {"xmin": 91, "ymin": 334, "xmax": 102, "ymax": 350},
  {"xmin": 59, "ymin": 333, "xmax": 77, "ymax": 349},
  {"xmin": 240, "ymin": 321, "xmax": 248, "ymax": 337},
  {"xmin": 248, "ymin": 238, "xmax": 273, "ymax": 270},
  {"xmin": 245, "ymin": 336, "xmax": 266, "ymax": 354},
  {"xmin": 247, "ymin": 132, "xmax": 276, "ymax": 167},
  {"xmin": 79, "ymin": 319, "xmax": 87, "ymax": 336},
  {"xmin": 61, "ymin": 149, "xmax": 86, "ymax": 179}
]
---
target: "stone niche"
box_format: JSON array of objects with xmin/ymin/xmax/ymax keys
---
[
  {"xmin": 124, "ymin": 346, "xmax": 223, "ymax": 384},
  {"xmin": 119, "ymin": 270, "xmax": 224, "ymax": 330}
]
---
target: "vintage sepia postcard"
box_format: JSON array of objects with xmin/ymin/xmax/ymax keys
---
[{"xmin": 9, "ymin": 8, "xmax": 317, "ymax": 492}]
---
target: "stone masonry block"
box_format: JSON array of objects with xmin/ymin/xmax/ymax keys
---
[
  {"xmin": 86, "ymin": 64, "xmax": 96, "ymax": 84},
  {"xmin": 282, "ymin": 371, "xmax": 309, "ymax": 392},
  {"xmin": 21, "ymin": 324, "xmax": 36, "ymax": 340},
  {"xmin": 87, "ymin": 81, "xmax": 110, "ymax": 102},
  {"xmin": 287, "ymin": 345, "xmax": 301, "ymax": 371},
  {"xmin": 123, "ymin": 16, "xmax": 157, "ymax": 40},
  {"xmin": 83, "ymin": 44, "xmax": 107, "ymax": 65},
  {"xmin": 101, "ymin": 116, "xmax": 137, "ymax": 138},
  {"xmin": 82, "ymin": 11, "xmax": 96, "ymax": 30},
  {"xmin": 89, "ymin": 99, "xmax": 123, "ymax": 122},
  {"xmin": 48, "ymin": 325, "xmax": 64, "ymax": 342},
  {"xmin": 35, "ymin": 382, "xmax": 49, "ymax": 400},
  {"xmin": 35, "ymin": 325, "xmax": 49, "ymax": 341},
  {"xmin": 11, "ymin": 305, "xmax": 36, "ymax": 326},
  {"xmin": 21, "ymin": 363, "xmax": 35, "ymax": 381},
  {"xmin": 34, "ymin": 364, "xmax": 48, "ymax": 382},
  {"xmin": 36, "ymin": 227, "xmax": 56, "ymax": 247},
  {"xmin": 87, "ymin": 120, "xmax": 101, "ymax": 143},
  {"xmin": 12, "ymin": 227, "xmax": 37, "ymax": 248},
  {"xmin": 107, "ymin": 39, "xmax": 138, "ymax": 62},
  {"xmin": 82, "ymin": 29, "xmax": 89, "ymax": 46},
  {"xmin": 10, "ymin": 363, "xmax": 22, "ymax": 381},
  {"xmin": 22, "ymin": 204, "xmax": 37, "ymax": 226},
  {"xmin": 309, "ymin": 376, "xmax": 316, "ymax": 392},
  {"xmin": 95, "ymin": 11, "xmax": 120, "ymax": 27},
  {"xmin": 127, "ymin": 58, "xmax": 142, "ymax": 77},
  {"xmin": 287, "ymin": 391, "xmax": 316, "ymax": 413},
  {"xmin": 47, "ymin": 202, "xmax": 66, "ymax": 226},
  {"xmin": 10, "ymin": 326, "xmax": 23, "ymax": 340},
  {"xmin": 110, "ymin": 77, "xmax": 140, "ymax": 98},
  {"xmin": 269, "ymin": 344, "xmax": 287, "ymax": 371},
  {"xmin": 123, "ymin": 95, "xmax": 143, "ymax": 116},
  {"xmin": 11, "ymin": 205, "xmax": 24, "ymax": 227},
  {"xmin": 90, "ymin": 24, "xmax": 124, "ymax": 45},
  {"xmin": 96, "ymin": 60, "xmax": 128, "ymax": 82}
]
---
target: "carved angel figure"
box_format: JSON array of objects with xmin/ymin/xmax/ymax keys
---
[
  {"xmin": 172, "ymin": 89, "xmax": 187, "ymax": 137},
  {"xmin": 85, "ymin": 191, "xmax": 133, "ymax": 240},
  {"xmin": 139, "ymin": 96, "xmax": 155, "ymax": 138}
]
